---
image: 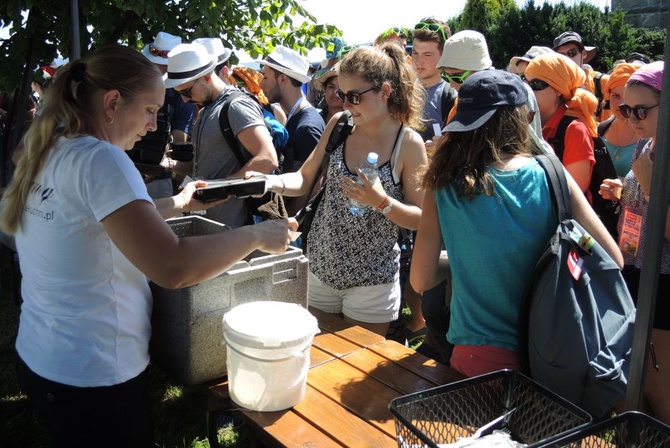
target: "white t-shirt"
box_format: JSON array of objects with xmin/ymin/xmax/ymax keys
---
[{"xmin": 15, "ymin": 135, "xmax": 153, "ymax": 387}]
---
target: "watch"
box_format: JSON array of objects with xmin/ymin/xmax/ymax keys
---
[{"xmin": 381, "ymin": 198, "xmax": 393, "ymax": 215}]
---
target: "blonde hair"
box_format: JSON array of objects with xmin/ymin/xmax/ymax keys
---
[
  {"xmin": 0, "ymin": 44, "xmax": 161, "ymax": 234},
  {"xmin": 338, "ymin": 43, "xmax": 424, "ymax": 129}
]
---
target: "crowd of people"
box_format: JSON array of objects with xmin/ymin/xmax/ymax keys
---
[{"xmin": 0, "ymin": 18, "xmax": 667, "ymax": 446}]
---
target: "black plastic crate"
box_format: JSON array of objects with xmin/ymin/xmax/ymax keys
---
[
  {"xmin": 540, "ymin": 411, "xmax": 670, "ymax": 447},
  {"xmin": 389, "ymin": 370, "xmax": 591, "ymax": 448}
]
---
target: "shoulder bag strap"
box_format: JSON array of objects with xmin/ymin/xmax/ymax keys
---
[{"xmin": 535, "ymin": 153, "xmax": 573, "ymax": 221}]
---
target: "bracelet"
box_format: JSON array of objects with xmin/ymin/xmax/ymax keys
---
[{"xmin": 377, "ymin": 195, "xmax": 390, "ymax": 211}]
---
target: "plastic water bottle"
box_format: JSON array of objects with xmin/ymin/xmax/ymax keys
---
[{"xmin": 349, "ymin": 152, "xmax": 379, "ymax": 216}]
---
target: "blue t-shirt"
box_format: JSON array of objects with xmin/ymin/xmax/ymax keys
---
[
  {"xmin": 284, "ymin": 106, "xmax": 325, "ymax": 172},
  {"xmin": 417, "ymin": 81, "xmax": 447, "ymax": 142},
  {"xmin": 436, "ymin": 158, "xmax": 556, "ymax": 351}
]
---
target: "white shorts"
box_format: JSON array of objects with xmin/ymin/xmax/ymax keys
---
[{"xmin": 308, "ymin": 271, "xmax": 400, "ymax": 323}]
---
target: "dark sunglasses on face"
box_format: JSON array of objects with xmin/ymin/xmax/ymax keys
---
[
  {"xmin": 619, "ymin": 103, "xmax": 659, "ymax": 120},
  {"xmin": 175, "ymin": 79, "xmax": 199, "ymax": 99},
  {"xmin": 440, "ymin": 69, "xmax": 471, "ymax": 85},
  {"xmin": 414, "ymin": 22, "xmax": 448, "ymax": 42},
  {"xmin": 148, "ymin": 44, "xmax": 170, "ymax": 58},
  {"xmin": 558, "ymin": 48, "xmax": 579, "ymax": 59},
  {"xmin": 335, "ymin": 87, "xmax": 377, "ymax": 105},
  {"xmin": 526, "ymin": 79, "xmax": 551, "ymax": 91}
]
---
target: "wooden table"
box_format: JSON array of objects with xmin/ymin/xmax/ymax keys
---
[{"xmin": 203, "ymin": 308, "xmax": 465, "ymax": 447}]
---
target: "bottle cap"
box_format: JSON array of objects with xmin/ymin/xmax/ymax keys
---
[{"xmin": 367, "ymin": 152, "xmax": 379, "ymax": 164}]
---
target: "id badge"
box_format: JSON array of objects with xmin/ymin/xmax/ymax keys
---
[{"xmin": 619, "ymin": 209, "xmax": 642, "ymax": 257}]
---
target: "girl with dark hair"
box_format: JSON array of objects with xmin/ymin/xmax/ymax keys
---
[{"xmin": 410, "ymin": 70, "xmax": 622, "ymax": 377}]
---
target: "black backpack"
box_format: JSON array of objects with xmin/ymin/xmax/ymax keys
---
[
  {"xmin": 518, "ymin": 153, "xmax": 635, "ymax": 417},
  {"xmin": 217, "ymin": 88, "xmax": 289, "ymax": 221},
  {"xmin": 549, "ymin": 115, "xmax": 619, "ymax": 239},
  {"xmin": 218, "ymin": 88, "xmax": 288, "ymax": 172}
]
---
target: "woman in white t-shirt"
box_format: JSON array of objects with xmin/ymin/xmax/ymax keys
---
[{"xmin": 0, "ymin": 44, "xmax": 295, "ymax": 447}]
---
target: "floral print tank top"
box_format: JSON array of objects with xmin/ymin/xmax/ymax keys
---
[{"xmin": 307, "ymin": 130, "xmax": 406, "ymax": 290}]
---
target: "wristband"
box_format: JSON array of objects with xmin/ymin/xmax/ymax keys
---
[{"xmin": 377, "ymin": 195, "xmax": 390, "ymax": 211}]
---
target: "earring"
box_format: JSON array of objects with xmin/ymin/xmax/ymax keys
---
[{"xmin": 106, "ymin": 115, "xmax": 114, "ymax": 124}]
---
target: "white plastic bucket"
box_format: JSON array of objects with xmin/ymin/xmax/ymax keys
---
[{"xmin": 222, "ymin": 301, "xmax": 320, "ymax": 412}]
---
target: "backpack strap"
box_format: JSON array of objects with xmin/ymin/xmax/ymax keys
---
[
  {"xmin": 535, "ymin": 154, "xmax": 573, "ymax": 221},
  {"xmin": 597, "ymin": 116, "xmax": 615, "ymax": 138},
  {"xmin": 440, "ymin": 84, "xmax": 458, "ymax": 124},
  {"xmin": 547, "ymin": 115, "xmax": 576, "ymax": 161},
  {"xmin": 295, "ymin": 110, "xmax": 353, "ymax": 224},
  {"xmin": 218, "ymin": 89, "xmax": 249, "ymax": 169}
]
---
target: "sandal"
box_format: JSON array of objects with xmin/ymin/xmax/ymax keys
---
[{"xmin": 404, "ymin": 325, "xmax": 427, "ymax": 345}]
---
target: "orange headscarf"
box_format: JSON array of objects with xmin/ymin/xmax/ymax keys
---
[
  {"xmin": 603, "ymin": 62, "xmax": 644, "ymax": 101},
  {"xmin": 228, "ymin": 66, "xmax": 269, "ymax": 105},
  {"xmin": 525, "ymin": 53, "xmax": 598, "ymax": 137}
]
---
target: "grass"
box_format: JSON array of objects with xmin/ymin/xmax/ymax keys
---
[
  {"xmin": 0, "ymin": 247, "xmax": 246, "ymax": 448},
  {"xmin": 0, "ymin": 246, "xmax": 421, "ymax": 447}
]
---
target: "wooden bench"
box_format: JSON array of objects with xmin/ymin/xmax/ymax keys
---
[{"xmin": 202, "ymin": 308, "xmax": 465, "ymax": 447}]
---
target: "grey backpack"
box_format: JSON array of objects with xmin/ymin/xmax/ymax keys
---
[{"xmin": 518, "ymin": 154, "xmax": 636, "ymax": 417}]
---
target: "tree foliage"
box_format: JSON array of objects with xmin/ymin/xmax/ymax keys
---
[
  {"xmin": 448, "ymin": 0, "xmax": 666, "ymax": 73},
  {"xmin": 0, "ymin": 0, "xmax": 340, "ymax": 92}
]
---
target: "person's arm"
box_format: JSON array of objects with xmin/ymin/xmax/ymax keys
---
[
  {"xmin": 569, "ymin": 174, "xmax": 624, "ymax": 268},
  {"xmin": 410, "ymin": 189, "xmax": 447, "ymax": 293},
  {"xmin": 153, "ymin": 180, "xmax": 225, "ymax": 219},
  {"xmin": 261, "ymin": 111, "xmax": 345, "ymax": 198},
  {"xmin": 102, "ymin": 201, "xmax": 296, "ymax": 288},
  {"xmin": 231, "ymin": 124, "xmax": 278, "ymax": 177}
]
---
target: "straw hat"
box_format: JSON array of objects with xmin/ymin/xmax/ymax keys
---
[
  {"xmin": 192, "ymin": 37, "xmax": 232, "ymax": 65},
  {"xmin": 142, "ymin": 31, "xmax": 182, "ymax": 65},
  {"xmin": 164, "ymin": 43, "xmax": 217, "ymax": 89},
  {"xmin": 262, "ymin": 46, "xmax": 311, "ymax": 84}
]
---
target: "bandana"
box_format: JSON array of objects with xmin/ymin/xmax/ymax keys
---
[
  {"xmin": 628, "ymin": 61, "xmax": 664, "ymax": 92},
  {"xmin": 526, "ymin": 53, "xmax": 598, "ymax": 137}
]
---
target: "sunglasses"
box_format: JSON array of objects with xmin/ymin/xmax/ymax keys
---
[
  {"xmin": 526, "ymin": 79, "xmax": 551, "ymax": 91},
  {"xmin": 558, "ymin": 48, "xmax": 579, "ymax": 59},
  {"xmin": 339, "ymin": 44, "xmax": 360, "ymax": 58},
  {"xmin": 335, "ymin": 87, "xmax": 377, "ymax": 105},
  {"xmin": 414, "ymin": 22, "xmax": 448, "ymax": 42},
  {"xmin": 381, "ymin": 27, "xmax": 408, "ymax": 41},
  {"xmin": 619, "ymin": 104, "xmax": 659, "ymax": 120},
  {"xmin": 440, "ymin": 69, "xmax": 471, "ymax": 85},
  {"xmin": 175, "ymin": 78, "xmax": 200, "ymax": 99},
  {"xmin": 517, "ymin": 73, "xmax": 526, "ymax": 81},
  {"xmin": 148, "ymin": 44, "xmax": 170, "ymax": 59}
]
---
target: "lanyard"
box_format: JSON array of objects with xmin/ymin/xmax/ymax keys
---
[{"xmin": 286, "ymin": 96, "xmax": 305, "ymax": 123}]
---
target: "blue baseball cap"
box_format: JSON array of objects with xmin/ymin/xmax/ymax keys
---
[{"xmin": 444, "ymin": 70, "xmax": 528, "ymax": 132}]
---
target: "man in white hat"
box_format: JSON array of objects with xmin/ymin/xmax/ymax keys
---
[
  {"xmin": 192, "ymin": 37, "xmax": 232, "ymax": 81},
  {"xmin": 137, "ymin": 31, "xmax": 195, "ymax": 199},
  {"xmin": 260, "ymin": 46, "xmax": 324, "ymax": 175},
  {"xmin": 166, "ymin": 43, "xmax": 278, "ymax": 227}
]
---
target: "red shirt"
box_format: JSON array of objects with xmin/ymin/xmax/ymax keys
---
[{"xmin": 542, "ymin": 105, "xmax": 595, "ymax": 199}]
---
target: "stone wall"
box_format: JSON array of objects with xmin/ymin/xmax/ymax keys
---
[{"xmin": 611, "ymin": 0, "xmax": 669, "ymax": 28}]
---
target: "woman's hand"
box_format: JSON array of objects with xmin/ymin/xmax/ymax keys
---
[
  {"xmin": 339, "ymin": 168, "xmax": 386, "ymax": 209},
  {"xmin": 253, "ymin": 218, "xmax": 299, "ymax": 254},
  {"xmin": 178, "ymin": 180, "xmax": 227, "ymax": 213},
  {"xmin": 599, "ymin": 178, "xmax": 622, "ymax": 201}
]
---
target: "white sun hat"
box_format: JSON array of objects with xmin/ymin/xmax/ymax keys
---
[
  {"xmin": 142, "ymin": 31, "xmax": 182, "ymax": 65},
  {"xmin": 261, "ymin": 46, "xmax": 311, "ymax": 84},
  {"xmin": 164, "ymin": 43, "xmax": 217, "ymax": 89}
]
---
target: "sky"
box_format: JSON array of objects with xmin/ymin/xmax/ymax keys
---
[{"xmin": 298, "ymin": 0, "xmax": 610, "ymax": 61}]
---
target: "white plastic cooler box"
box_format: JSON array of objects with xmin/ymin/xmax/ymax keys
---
[{"xmin": 149, "ymin": 215, "xmax": 309, "ymax": 385}]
